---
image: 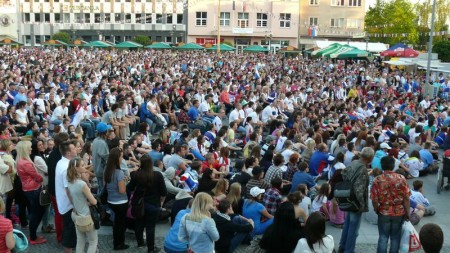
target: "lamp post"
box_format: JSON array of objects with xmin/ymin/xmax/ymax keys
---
[
  {"xmin": 347, "ymin": 38, "xmax": 350, "ymax": 45},
  {"xmin": 269, "ymin": 33, "xmax": 272, "ymax": 53},
  {"xmin": 171, "ymin": 24, "xmax": 176, "ymax": 45},
  {"xmin": 426, "ymin": 0, "xmax": 436, "ymax": 86},
  {"xmin": 365, "ymin": 36, "xmax": 369, "ymax": 52},
  {"xmin": 16, "ymin": 29, "xmax": 19, "ymax": 43}
]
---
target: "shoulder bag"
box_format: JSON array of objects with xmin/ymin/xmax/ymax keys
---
[{"xmin": 39, "ymin": 185, "xmax": 51, "ymax": 206}]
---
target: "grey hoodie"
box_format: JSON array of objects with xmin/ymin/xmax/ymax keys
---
[{"xmin": 164, "ymin": 167, "xmax": 182, "ymax": 195}]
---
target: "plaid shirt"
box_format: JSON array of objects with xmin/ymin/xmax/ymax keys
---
[
  {"xmin": 264, "ymin": 165, "xmax": 283, "ymax": 184},
  {"xmin": 263, "ymin": 187, "xmax": 283, "ymax": 215},
  {"xmin": 283, "ymin": 163, "xmax": 298, "ymax": 182}
]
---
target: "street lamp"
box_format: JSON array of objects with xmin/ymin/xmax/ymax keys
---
[
  {"xmin": 365, "ymin": 36, "xmax": 369, "ymax": 52},
  {"xmin": 171, "ymin": 24, "xmax": 176, "ymax": 45},
  {"xmin": 269, "ymin": 33, "xmax": 273, "ymax": 53}
]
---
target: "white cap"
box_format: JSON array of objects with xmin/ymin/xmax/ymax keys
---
[
  {"xmin": 380, "ymin": 143, "xmax": 391, "ymax": 150},
  {"xmin": 250, "ymin": 187, "xmax": 265, "ymax": 197}
]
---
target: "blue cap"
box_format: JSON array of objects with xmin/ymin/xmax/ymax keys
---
[{"xmin": 96, "ymin": 122, "xmax": 112, "ymax": 133}]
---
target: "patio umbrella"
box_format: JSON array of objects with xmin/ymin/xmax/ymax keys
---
[
  {"xmin": 311, "ymin": 43, "xmax": 341, "ymax": 57},
  {"xmin": 176, "ymin": 42, "xmax": 204, "ymax": 50},
  {"xmin": 330, "ymin": 47, "xmax": 370, "ymax": 59},
  {"xmin": 243, "ymin": 45, "xmax": 269, "ymax": 53},
  {"xmin": 41, "ymin": 39, "xmax": 68, "ymax": 47},
  {"xmin": 0, "ymin": 38, "xmax": 23, "ymax": 46},
  {"xmin": 145, "ymin": 42, "xmax": 172, "ymax": 49},
  {"xmin": 84, "ymin": 41, "xmax": 114, "ymax": 48},
  {"xmin": 114, "ymin": 41, "xmax": 143, "ymax": 49},
  {"xmin": 321, "ymin": 45, "xmax": 355, "ymax": 58},
  {"xmin": 205, "ymin": 43, "xmax": 235, "ymax": 52},
  {"xmin": 380, "ymin": 43, "xmax": 419, "ymax": 58}
]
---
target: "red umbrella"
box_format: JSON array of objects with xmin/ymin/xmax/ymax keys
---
[{"xmin": 380, "ymin": 47, "xmax": 419, "ymax": 58}]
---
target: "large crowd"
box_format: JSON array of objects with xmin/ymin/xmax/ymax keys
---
[{"xmin": 0, "ymin": 45, "xmax": 447, "ymax": 253}]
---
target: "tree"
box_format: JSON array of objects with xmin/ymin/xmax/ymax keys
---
[
  {"xmin": 433, "ymin": 40, "xmax": 450, "ymax": 62},
  {"xmin": 51, "ymin": 31, "xmax": 71, "ymax": 44},
  {"xmin": 133, "ymin": 35, "xmax": 151, "ymax": 46}
]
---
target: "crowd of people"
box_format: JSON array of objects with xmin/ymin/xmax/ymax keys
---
[{"xmin": 0, "ymin": 45, "xmax": 447, "ymax": 253}]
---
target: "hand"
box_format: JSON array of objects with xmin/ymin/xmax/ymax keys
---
[{"xmin": 404, "ymin": 213, "xmax": 410, "ymax": 221}]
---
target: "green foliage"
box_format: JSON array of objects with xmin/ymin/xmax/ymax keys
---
[
  {"xmin": 133, "ymin": 35, "xmax": 151, "ymax": 46},
  {"xmin": 433, "ymin": 40, "xmax": 450, "ymax": 62},
  {"xmin": 222, "ymin": 41, "xmax": 233, "ymax": 46},
  {"xmin": 51, "ymin": 31, "xmax": 71, "ymax": 44}
]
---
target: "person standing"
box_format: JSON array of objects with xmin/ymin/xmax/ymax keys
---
[
  {"xmin": 92, "ymin": 122, "xmax": 111, "ymax": 195},
  {"xmin": 338, "ymin": 147, "xmax": 374, "ymax": 253},
  {"xmin": 371, "ymin": 156, "xmax": 410, "ymax": 253},
  {"xmin": 55, "ymin": 141, "xmax": 78, "ymax": 253}
]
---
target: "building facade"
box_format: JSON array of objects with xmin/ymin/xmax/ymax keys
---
[
  {"xmin": 13, "ymin": 0, "xmax": 187, "ymax": 46},
  {"xmin": 187, "ymin": 0, "xmax": 300, "ymax": 53}
]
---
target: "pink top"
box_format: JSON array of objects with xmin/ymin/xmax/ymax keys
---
[{"xmin": 17, "ymin": 159, "xmax": 43, "ymax": 192}]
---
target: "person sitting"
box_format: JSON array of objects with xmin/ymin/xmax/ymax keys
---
[
  {"xmin": 419, "ymin": 223, "xmax": 444, "ymax": 253},
  {"xmin": 245, "ymin": 166, "xmax": 271, "ymax": 198},
  {"xmin": 308, "ymin": 143, "xmax": 330, "ymax": 177},
  {"xmin": 404, "ymin": 150, "xmax": 425, "ymax": 178},
  {"xmin": 260, "ymin": 202, "xmax": 304, "ymax": 253},
  {"xmin": 263, "ymin": 177, "xmax": 284, "ymax": 215},
  {"xmin": 213, "ymin": 199, "xmax": 254, "ymax": 253},
  {"xmin": 242, "ymin": 187, "xmax": 274, "ymax": 236},
  {"xmin": 293, "ymin": 212, "xmax": 334, "ymax": 253},
  {"xmin": 290, "ymin": 162, "xmax": 319, "ymax": 193},
  {"xmin": 419, "ymin": 142, "xmax": 439, "ymax": 174},
  {"xmin": 410, "ymin": 180, "xmax": 436, "ymax": 216},
  {"xmin": 164, "ymin": 199, "xmax": 193, "ymax": 253}
]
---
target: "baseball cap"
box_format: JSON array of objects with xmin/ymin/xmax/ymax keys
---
[
  {"xmin": 250, "ymin": 187, "xmax": 265, "ymax": 197},
  {"xmin": 380, "ymin": 143, "xmax": 391, "ymax": 150},
  {"xmin": 96, "ymin": 122, "xmax": 112, "ymax": 133},
  {"xmin": 0, "ymin": 116, "xmax": 9, "ymax": 124}
]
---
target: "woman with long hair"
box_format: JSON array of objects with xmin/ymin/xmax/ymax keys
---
[
  {"xmin": 179, "ymin": 192, "xmax": 219, "ymax": 253},
  {"xmin": 311, "ymin": 183, "xmax": 331, "ymax": 220},
  {"xmin": 211, "ymin": 179, "xmax": 229, "ymax": 201},
  {"xmin": 302, "ymin": 139, "xmax": 316, "ymax": 164},
  {"xmin": 260, "ymin": 202, "xmax": 304, "ymax": 253},
  {"xmin": 16, "ymin": 141, "xmax": 47, "ymax": 245},
  {"xmin": 127, "ymin": 154, "xmax": 167, "ymax": 252},
  {"xmin": 66, "ymin": 157, "xmax": 98, "ymax": 253},
  {"xmin": 104, "ymin": 147, "xmax": 129, "ymax": 250},
  {"xmin": 293, "ymin": 212, "xmax": 334, "ymax": 253},
  {"xmin": 226, "ymin": 182, "xmax": 244, "ymax": 215}
]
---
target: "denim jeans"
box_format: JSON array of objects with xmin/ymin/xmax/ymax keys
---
[
  {"xmin": 339, "ymin": 211, "xmax": 363, "ymax": 253},
  {"xmin": 81, "ymin": 120, "xmax": 96, "ymax": 139},
  {"xmin": 377, "ymin": 214, "xmax": 404, "ymax": 253},
  {"xmin": 229, "ymin": 216, "xmax": 251, "ymax": 253},
  {"xmin": 163, "ymin": 246, "xmax": 187, "ymax": 253},
  {"xmin": 23, "ymin": 189, "xmax": 46, "ymax": 240}
]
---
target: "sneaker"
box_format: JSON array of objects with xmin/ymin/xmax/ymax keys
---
[
  {"xmin": 29, "ymin": 236, "xmax": 47, "ymax": 245},
  {"xmin": 114, "ymin": 244, "xmax": 130, "ymax": 251},
  {"xmin": 148, "ymin": 246, "xmax": 161, "ymax": 253}
]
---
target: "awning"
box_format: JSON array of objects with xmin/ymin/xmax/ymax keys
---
[
  {"xmin": 315, "ymin": 40, "xmax": 388, "ymax": 53},
  {"xmin": 383, "ymin": 60, "xmax": 415, "ymax": 66}
]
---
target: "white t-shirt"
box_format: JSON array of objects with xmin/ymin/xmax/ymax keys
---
[
  {"xmin": 51, "ymin": 106, "xmax": 68, "ymax": 122},
  {"xmin": 55, "ymin": 156, "xmax": 72, "ymax": 215},
  {"xmin": 229, "ymin": 109, "xmax": 240, "ymax": 124},
  {"xmin": 294, "ymin": 235, "xmax": 334, "ymax": 253},
  {"xmin": 299, "ymin": 197, "xmax": 311, "ymax": 215},
  {"xmin": 311, "ymin": 195, "xmax": 328, "ymax": 213},
  {"xmin": 261, "ymin": 105, "xmax": 275, "ymax": 123},
  {"xmin": 15, "ymin": 109, "xmax": 28, "ymax": 124}
]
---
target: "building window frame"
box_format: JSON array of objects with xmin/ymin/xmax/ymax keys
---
[
  {"xmin": 346, "ymin": 18, "xmax": 362, "ymax": 28},
  {"xmin": 220, "ymin": 12, "xmax": 230, "ymax": 27},
  {"xmin": 310, "ymin": 0, "xmax": 319, "ymax": 5},
  {"xmin": 331, "ymin": 0, "xmax": 345, "ymax": 6},
  {"xmin": 279, "ymin": 13, "xmax": 291, "ymax": 28},
  {"xmin": 237, "ymin": 12, "xmax": 249, "ymax": 28},
  {"xmin": 145, "ymin": 14, "xmax": 152, "ymax": 24},
  {"xmin": 156, "ymin": 14, "xmax": 163, "ymax": 24},
  {"xmin": 309, "ymin": 17, "xmax": 318, "ymax": 26},
  {"xmin": 330, "ymin": 18, "xmax": 344, "ymax": 27},
  {"xmin": 256, "ymin": 13, "xmax": 267, "ymax": 27},
  {"xmin": 348, "ymin": 0, "xmax": 361, "ymax": 7},
  {"xmin": 196, "ymin": 12, "xmax": 207, "ymax": 26},
  {"xmin": 177, "ymin": 13, "xmax": 183, "ymax": 24}
]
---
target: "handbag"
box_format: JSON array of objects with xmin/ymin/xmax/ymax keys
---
[
  {"xmin": 99, "ymin": 186, "xmax": 108, "ymax": 205},
  {"xmin": 89, "ymin": 203, "xmax": 101, "ymax": 230},
  {"xmin": 400, "ymin": 221, "xmax": 422, "ymax": 253},
  {"xmin": 130, "ymin": 187, "xmax": 146, "ymax": 219},
  {"xmin": 13, "ymin": 229, "xmax": 28, "ymax": 252},
  {"xmin": 71, "ymin": 210, "xmax": 95, "ymax": 232},
  {"xmin": 39, "ymin": 185, "xmax": 51, "ymax": 206}
]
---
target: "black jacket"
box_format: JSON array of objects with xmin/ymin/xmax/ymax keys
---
[{"xmin": 213, "ymin": 213, "xmax": 253, "ymax": 253}]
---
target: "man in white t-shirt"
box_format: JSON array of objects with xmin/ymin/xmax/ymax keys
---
[
  {"xmin": 262, "ymin": 103, "xmax": 277, "ymax": 124},
  {"xmin": 50, "ymin": 98, "xmax": 69, "ymax": 125}
]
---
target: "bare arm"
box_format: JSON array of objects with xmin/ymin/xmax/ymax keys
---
[
  {"xmin": 82, "ymin": 184, "xmax": 98, "ymax": 205},
  {"xmin": 5, "ymin": 231, "xmax": 14, "ymax": 250}
]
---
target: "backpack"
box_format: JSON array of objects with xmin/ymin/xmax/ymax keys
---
[
  {"xmin": 333, "ymin": 165, "xmax": 361, "ymax": 212},
  {"xmin": 13, "ymin": 229, "xmax": 28, "ymax": 252}
]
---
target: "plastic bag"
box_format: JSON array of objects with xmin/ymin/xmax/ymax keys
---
[{"xmin": 399, "ymin": 221, "xmax": 422, "ymax": 253}]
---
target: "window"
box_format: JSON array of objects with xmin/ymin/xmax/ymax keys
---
[
  {"xmin": 55, "ymin": 13, "xmax": 61, "ymax": 23},
  {"xmin": 64, "ymin": 13, "xmax": 70, "ymax": 23},
  {"xmin": 24, "ymin": 13, "xmax": 30, "ymax": 22},
  {"xmin": 220, "ymin": 12, "xmax": 230, "ymax": 26},
  {"xmin": 35, "ymin": 36, "xmax": 41, "ymax": 44},
  {"xmin": 44, "ymin": 13, "xmax": 50, "ymax": 22},
  {"xmin": 166, "ymin": 36, "xmax": 172, "ymax": 43},
  {"xmin": 84, "ymin": 13, "xmax": 90, "ymax": 23},
  {"xmin": 309, "ymin": 17, "xmax": 318, "ymax": 25},
  {"xmin": 196, "ymin": 12, "xmax": 207, "ymax": 26},
  {"xmin": 94, "ymin": 13, "xmax": 101, "ymax": 23},
  {"xmin": 279, "ymin": 13, "xmax": 290, "ymax": 28},
  {"xmin": 25, "ymin": 35, "xmax": 31, "ymax": 44},
  {"xmin": 156, "ymin": 14, "xmax": 162, "ymax": 24},
  {"xmin": 34, "ymin": 13, "xmax": 41, "ymax": 22},
  {"xmin": 237, "ymin": 12, "xmax": 249, "ymax": 28},
  {"xmin": 75, "ymin": 13, "xmax": 82, "ymax": 23},
  {"xmin": 125, "ymin": 14, "xmax": 131, "ymax": 23},
  {"xmin": 167, "ymin": 14, "xmax": 172, "ymax": 24},
  {"xmin": 176, "ymin": 36, "xmax": 182, "ymax": 43},
  {"xmin": 310, "ymin": 0, "xmax": 318, "ymax": 5},
  {"xmin": 331, "ymin": 0, "xmax": 344, "ymax": 6},
  {"xmin": 330, "ymin": 18, "xmax": 344, "ymax": 27},
  {"xmin": 136, "ymin": 14, "xmax": 143, "ymax": 24},
  {"xmin": 114, "ymin": 14, "xmax": 121, "ymax": 23},
  {"xmin": 347, "ymin": 19, "xmax": 362, "ymax": 28},
  {"xmin": 104, "ymin": 13, "xmax": 111, "ymax": 23},
  {"xmin": 177, "ymin": 14, "xmax": 183, "ymax": 24},
  {"xmin": 348, "ymin": 0, "xmax": 361, "ymax": 6},
  {"xmin": 156, "ymin": 36, "xmax": 162, "ymax": 42},
  {"xmin": 256, "ymin": 13, "xmax": 267, "ymax": 27},
  {"xmin": 145, "ymin": 14, "xmax": 152, "ymax": 23},
  {"xmin": 44, "ymin": 35, "xmax": 50, "ymax": 41}
]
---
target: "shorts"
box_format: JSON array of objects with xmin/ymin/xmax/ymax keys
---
[{"xmin": 62, "ymin": 210, "xmax": 77, "ymax": 248}]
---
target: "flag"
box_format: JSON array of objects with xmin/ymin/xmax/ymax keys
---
[
  {"xmin": 70, "ymin": 104, "xmax": 86, "ymax": 127},
  {"xmin": 232, "ymin": 0, "xmax": 235, "ymax": 10}
]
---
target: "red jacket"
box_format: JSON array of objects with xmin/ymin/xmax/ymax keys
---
[{"xmin": 17, "ymin": 159, "xmax": 43, "ymax": 192}]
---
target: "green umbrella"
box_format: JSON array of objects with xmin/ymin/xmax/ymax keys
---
[
  {"xmin": 114, "ymin": 41, "xmax": 143, "ymax": 48},
  {"xmin": 176, "ymin": 42, "xmax": 204, "ymax": 50},
  {"xmin": 243, "ymin": 45, "xmax": 269, "ymax": 53},
  {"xmin": 205, "ymin": 43, "xmax": 236, "ymax": 52},
  {"xmin": 42, "ymin": 39, "xmax": 68, "ymax": 47},
  {"xmin": 312, "ymin": 43, "xmax": 342, "ymax": 57},
  {"xmin": 84, "ymin": 40, "xmax": 114, "ymax": 48},
  {"xmin": 330, "ymin": 47, "xmax": 370, "ymax": 59},
  {"xmin": 145, "ymin": 42, "xmax": 172, "ymax": 49}
]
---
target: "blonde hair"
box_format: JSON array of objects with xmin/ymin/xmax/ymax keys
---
[
  {"xmin": 212, "ymin": 179, "xmax": 228, "ymax": 196},
  {"xmin": 15, "ymin": 141, "xmax": 32, "ymax": 163},
  {"xmin": 0, "ymin": 198, "xmax": 4, "ymax": 213},
  {"xmin": 187, "ymin": 192, "xmax": 214, "ymax": 222},
  {"xmin": 0, "ymin": 139, "xmax": 12, "ymax": 151},
  {"xmin": 306, "ymin": 139, "xmax": 316, "ymax": 151},
  {"xmin": 67, "ymin": 157, "xmax": 84, "ymax": 183},
  {"xmin": 226, "ymin": 182, "xmax": 241, "ymax": 209}
]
